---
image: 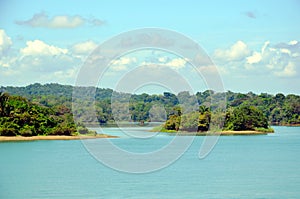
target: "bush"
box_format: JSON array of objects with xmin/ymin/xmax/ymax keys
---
[
  {"xmin": 77, "ymin": 126, "xmax": 89, "ymax": 134},
  {"xmin": 49, "ymin": 125, "xmax": 76, "ymax": 136},
  {"xmin": 0, "ymin": 127, "xmax": 17, "ymax": 136},
  {"xmin": 254, "ymin": 127, "xmax": 275, "ymax": 133}
]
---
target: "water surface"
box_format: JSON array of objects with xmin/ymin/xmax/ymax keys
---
[{"xmin": 0, "ymin": 126, "xmax": 299, "ymax": 198}]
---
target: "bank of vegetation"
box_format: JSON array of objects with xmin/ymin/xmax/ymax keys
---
[
  {"xmin": 0, "ymin": 92, "xmax": 91, "ymax": 136},
  {"xmin": 0, "ymin": 83, "xmax": 299, "ymax": 135}
]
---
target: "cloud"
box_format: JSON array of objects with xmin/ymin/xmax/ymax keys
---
[
  {"xmin": 164, "ymin": 58, "xmax": 187, "ymax": 68},
  {"xmin": 13, "ymin": 40, "xmax": 77, "ymax": 73},
  {"xmin": 72, "ymin": 40, "xmax": 97, "ymax": 55},
  {"xmin": 20, "ymin": 40, "xmax": 68, "ymax": 56},
  {"xmin": 247, "ymin": 40, "xmax": 299, "ymax": 77},
  {"xmin": 213, "ymin": 41, "xmax": 250, "ymax": 62},
  {"xmin": 274, "ymin": 62, "xmax": 296, "ymax": 77},
  {"xmin": 90, "ymin": 18, "xmax": 105, "ymax": 26},
  {"xmin": 289, "ymin": 40, "xmax": 298, "ymax": 45},
  {"xmin": 141, "ymin": 57, "xmax": 187, "ymax": 69},
  {"xmin": 16, "ymin": 12, "xmax": 105, "ymax": 29},
  {"xmin": 244, "ymin": 11, "xmax": 256, "ymax": 19},
  {"xmin": 0, "ymin": 30, "xmax": 88, "ymax": 85},
  {"xmin": 0, "ymin": 29, "xmax": 12, "ymax": 56},
  {"xmin": 110, "ymin": 57, "xmax": 137, "ymax": 71},
  {"xmin": 112, "ymin": 57, "xmax": 137, "ymax": 66},
  {"xmin": 246, "ymin": 51, "xmax": 262, "ymax": 64},
  {"xmin": 212, "ymin": 39, "xmax": 300, "ymax": 78}
]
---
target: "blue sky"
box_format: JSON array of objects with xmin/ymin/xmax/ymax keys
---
[{"xmin": 0, "ymin": 0, "xmax": 299, "ymax": 94}]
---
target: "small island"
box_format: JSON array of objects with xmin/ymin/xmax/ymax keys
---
[{"xmin": 154, "ymin": 105, "xmax": 274, "ymax": 135}]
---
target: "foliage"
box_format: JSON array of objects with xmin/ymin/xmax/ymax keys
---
[
  {"xmin": 223, "ymin": 106, "xmax": 269, "ymax": 131},
  {"xmin": 1, "ymin": 84, "xmax": 299, "ymax": 127},
  {"xmin": 164, "ymin": 115, "xmax": 181, "ymax": 131},
  {"xmin": 164, "ymin": 105, "xmax": 212, "ymax": 132},
  {"xmin": 0, "ymin": 92, "xmax": 88, "ymax": 136}
]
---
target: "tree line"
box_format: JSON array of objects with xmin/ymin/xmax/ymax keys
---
[{"xmin": 1, "ymin": 83, "xmax": 299, "ymax": 129}]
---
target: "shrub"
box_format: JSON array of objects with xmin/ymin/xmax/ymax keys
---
[{"xmin": 0, "ymin": 127, "xmax": 17, "ymax": 136}]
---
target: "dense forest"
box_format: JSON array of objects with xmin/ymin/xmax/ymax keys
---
[
  {"xmin": 0, "ymin": 91, "xmax": 89, "ymax": 136},
  {"xmin": 1, "ymin": 83, "xmax": 299, "ymax": 133}
]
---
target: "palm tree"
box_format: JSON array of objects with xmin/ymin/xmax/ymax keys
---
[{"xmin": 199, "ymin": 105, "xmax": 209, "ymax": 114}]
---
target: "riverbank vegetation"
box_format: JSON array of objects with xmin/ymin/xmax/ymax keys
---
[
  {"xmin": 1, "ymin": 83, "xmax": 299, "ymax": 134},
  {"xmin": 0, "ymin": 92, "xmax": 91, "ymax": 136}
]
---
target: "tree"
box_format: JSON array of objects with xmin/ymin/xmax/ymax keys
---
[
  {"xmin": 0, "ymin": 92, "xmax": 10, "ymax": 117},
  {"xmin": 164, "ymin": 115, "xmax": 181, "ymax": 131},
  {"xmin": 198, "ymin": 107, "xmax": 211, "ymax": 132},
  {"xmin": 180, "ymin": 111, "xmax": 199, "ymax": 131},
  {"xmin": 224, "ymin": 106, "xmax": 268, "ymax": 131}
]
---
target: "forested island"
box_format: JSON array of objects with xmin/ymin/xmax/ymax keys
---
[{"xmin": 0, "ymin": 83, "xmax": 299, "ymax": 137}]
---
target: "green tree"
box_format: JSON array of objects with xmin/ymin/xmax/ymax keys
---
[
  {"xmin": 224, "ymin": 106, "xmax": 268, "ymax": 130},
  {"xmin": 198, "ymin": 106, "xmax": 211, "ymax": 132}
]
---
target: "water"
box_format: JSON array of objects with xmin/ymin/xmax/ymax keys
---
[{"xmin": 1, "ymin": 126, "xmax": 300, "ymax": 198}]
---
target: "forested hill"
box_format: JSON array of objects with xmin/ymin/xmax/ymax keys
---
[{"xmin": 1, "ymin": 83, "xmax": 299, "ymax": 126}]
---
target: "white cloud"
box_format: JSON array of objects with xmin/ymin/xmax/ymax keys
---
[
  {"xmin": 49, "ymin": 15, "xmax": 84, "ymax": 28},
  {"xmin": 16, "ymin": 12, "xmax": 104, "ymax": 29},
  {"xmin": 261, "ymin": 41, "xmax": 270, "ymax": 54},
  {"xmin": 14, "ymin": 39, "xmax": 79, "ymax": 74},
  {"xmin": 274, "ymin": 62, "xmax": 296, "ymax": 77},
  {"xmin": 212, "ymin": 39, "xmax": 300, "ymax": 79},
  {"xmin": 246, "ymin": 41, "xmax": 270, "ymax": 65},
  {"xmin": 72, "ymin": 40, "xmax": 97, "ymax": 55},
  {"xmin": 112, "ymin": 57, "xmax": 137, "ymax": 66},
  {"xmin": 246, "ymin": 51, "xmax": 262, "ymax": 64},
  {"xmin": 213, "ymin": 41, "xmax": 250, "ymax": 61},
  {"xmin": 252, "ymin": 41, "xmax": 299, "ymax": 78},
  {"xmin": 110, "ymin": 57, "xmax": 137, "ymax": 71},
  {"xmin": 165, "ymin": 58, "xmax": 186, "ymax": 68},
  {"xmin": 0, "ymin": 29, "xmax": 12, "ymax": 56},
  {"xmin": 141, "ymin": 57, "xmax": 187, "ymax": 69},
  {"xmin": 280, "ymin": 48, "xmax": 291, "ymax": 55},
  {"xmin": 20, "ymin": 40, "xmax": 68, "ymax": 56},
  {"xmin": 289, "ymin": 40, "xmax": 298, "ymax": 45}
]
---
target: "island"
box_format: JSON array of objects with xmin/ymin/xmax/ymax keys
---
[{"xmin": 154, "ymin": 105, "xmax": 275, "ymax": 135}]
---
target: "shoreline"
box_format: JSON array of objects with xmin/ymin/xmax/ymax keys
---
[
  {"xmin": 163, "ymin": 130, "xmax": 274, "ymax": 136},
  {"xmin": 0, "ymin": 134, "xmax": 118, "ymax": 142}
]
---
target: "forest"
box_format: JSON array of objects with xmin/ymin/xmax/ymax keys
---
[
  {"xmin": 0, "ymin": 91, "xmax": 89, "ymax": 136},
  {"xmin": 0, "ymin": 83, "xmax": 299, "ymax": 135}
]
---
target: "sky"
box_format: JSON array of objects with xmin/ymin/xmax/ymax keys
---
[{"xmin": 0, "ymin": 0, "xmax": 299, "ymax": 94}]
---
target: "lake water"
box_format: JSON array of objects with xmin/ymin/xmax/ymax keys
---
[{"xmin": 1, "ymin": 126, "xmax": 300, "ymax": 198}]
